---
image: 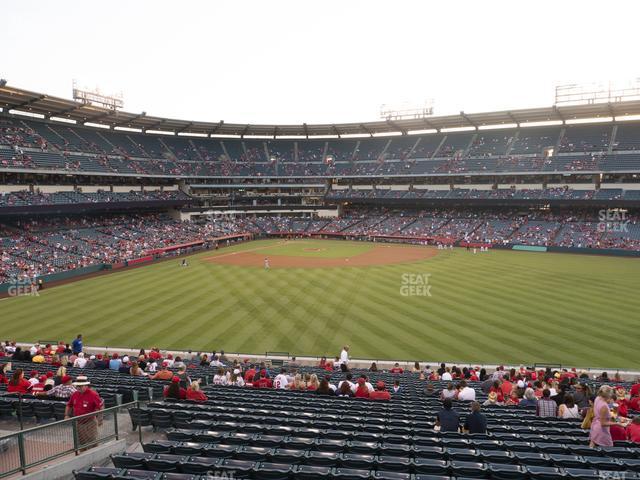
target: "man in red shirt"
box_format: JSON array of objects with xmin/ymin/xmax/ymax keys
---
[
  {"xmin": 253, "ymin": 370, "xmax": 273, "ymax": 388},
  {"xmin": 627, "ymin": 417, "xmax": 640, "ymax": 443},
  {"xmin": 500, "ymin": 376, "xmax": 513, "ymax": 399},
  {"xmin": 630, "ymin": 379, "xmax": 640, "ymax": 399},
  {"xmin": 31, "ymin": 375, "xmax": 48, "ymax": 394},
  {"xmin": 390, "ymin": 363, "xmax": 404, "ymax": 374},
  {"xmin": 244, "ymin": 365, "xmax": 257, "ymax": 384},
  {"xmin": 369, "ymin": 381, "xmax": 391, "ymax": 401},
  {"xmin": 65, "ymin": 376, "xmax": 104, "ymax": 450}
]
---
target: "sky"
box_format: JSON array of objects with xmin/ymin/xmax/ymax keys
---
[{"xmin": 1, "ymin": 0, "xmax": 639, "ymax": 125}]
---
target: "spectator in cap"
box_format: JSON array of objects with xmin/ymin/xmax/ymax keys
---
[
  {"xmin": 40, "ymin": 375, "xmax": 76, "ymax": 399},
  {"xmin": 229, "ymin": 369, "xmax": 245, "ymax": 387},
  {"xmin": 253, "ymin": 370, "xmax": 273, "ymax": 388},
  {"xmin": 164, "ymin": 377, "xmax": 187, "ymax": 400},
  {"xmin": 66, "ymin": 376, "xmax": 103, "ymax": 450},
  {"xmin": 85, "ymin": 355, "xmax": 96, "ymax": 369},
  {"xmin": 108, "ymin": 354, "xmax": 122, "ymax": 371},
  {"xmin": 354, "ymin": 378, "xmax": 370, "ymax": 398},
  {"xmin": 94, "ymin": 354, "xmax": 109, "ymax": 370},
  {"xmin": 244, "ymin": 364, "xmax": 257, "ymax": 385},
  {"xmin": 369, "ymin": 381, "xmax": 391, "ymax": 401},
  {"xmin": 186, "ymin": 381, "xmax": 208, "ymax": 402},
  {"xmin": 73, "ymin": 352, "xmax": 87, "ymax": 368},
  {"xmin": 436, "ymin": 398, "xmax": 460, "ymax": 432},
  {"xmin": 151, "ymin": 362, "xmax": 173, "ymax": 380},
  {"xmin": 31, "ymin": 375, "xmax": 48, "ymax": 394}
]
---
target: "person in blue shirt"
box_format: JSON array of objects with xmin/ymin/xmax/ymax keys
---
[
  {"xmin": 109, "ymin": 353, "xmax": 122, "ymax": 371},
  {"xmin": 71, "ymin": 334, "xmax": 83, "ymax": 354}
]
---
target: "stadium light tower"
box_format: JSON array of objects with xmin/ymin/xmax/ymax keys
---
[
  {"xmin": 555, "ymin": 78, "xmax": 640, "ymax": 106},
  {"xmin": 380, "ymin": 99, "xmax": 434, "ymax": 121},
  {"xmin": 72, "ymin": 79, "xmax": 124, "ymax": 110}
]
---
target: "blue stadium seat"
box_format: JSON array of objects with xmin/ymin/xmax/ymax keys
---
[{"xmin": 292, "ymin": 464, "xmax": 332, "ymax": 480}]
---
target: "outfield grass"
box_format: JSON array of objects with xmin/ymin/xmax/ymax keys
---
[{"xmin": 2, "ymin": 239, "xmax": 639, "ymax": 369}]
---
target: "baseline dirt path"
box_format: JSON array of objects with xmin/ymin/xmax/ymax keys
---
[{"xmin": 204, "ymin": 243, "xmax": 438, "ymax": 268}]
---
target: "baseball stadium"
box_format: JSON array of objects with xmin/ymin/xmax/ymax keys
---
[{"xmin": 1, "ymin": 2, "xmax": 640, "ymax": 479}]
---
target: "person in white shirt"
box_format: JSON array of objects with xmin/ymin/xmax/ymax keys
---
[
  {"xmin": 338, "ymin": 345, "xmax": 350, "ymax": 371},
  {"xmin": 457, "ymin": 380, "xmax": 476, "ymax": 401},
  {"xmin": 337, "ymin": 373, "xmax": 356, "ymax": 393},
  {"xmin": 73, "ymin": 352, "xmax": 87, "ymax": 368},
  {"xmin": 30, "ymin": 344, "xmax": 40, "ymax": 356},
  {"xmin": 213, "ymin": 367, "xmax": 228, "ymax": 385},
  {"xmin": 273, "ymin": 368, "xmax": 289, "ymax": 389},
  {"xmin": 209, "ymin": 355, "xmax": 223, "ymax": 368},
  {"xmin": 441, "ymin": 369, "xmax": 453, "ymax": 381},
  {"xmin": 229, "ymin": 369, "xmax": 245, "ymax": 387}
]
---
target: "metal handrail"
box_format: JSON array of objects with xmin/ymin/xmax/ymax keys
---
[{"xmin": 0, "ymin": 400, "xmax": 138, "ymax": 477}]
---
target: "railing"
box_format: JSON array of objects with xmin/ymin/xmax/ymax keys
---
[{"xmin": 0, "ymin": 401, "xmax": 138, "ymax": 478}]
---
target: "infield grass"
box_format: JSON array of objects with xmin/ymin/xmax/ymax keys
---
[{"xmin": 1, "ymin": 239, "xmax": 639, "ymax": 369}]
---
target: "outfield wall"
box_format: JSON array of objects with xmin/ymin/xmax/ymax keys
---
[
  {"xmin": 264, "ymin": 232, "xmax": 640, "ymax": 257},
  {"xmin": 0, "ymin": 234, "xmax": 253, "ymax": 296},
  {"xmin": 0, "ymin": 264, "xmax": 108, "ymax": 294}
]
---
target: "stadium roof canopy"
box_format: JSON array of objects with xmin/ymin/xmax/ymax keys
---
[{"xmin": 2, "ymin": 84, "xmax": 640, "ymax": 138}]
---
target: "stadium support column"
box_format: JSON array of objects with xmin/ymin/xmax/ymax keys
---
[
  {"xmin": 555, "ymin": 127, "xmax": 565, "ymax": 153},
  {"xmin": 432, "ymin": 136, "xmax": 447, "ymax": 159},
  {"xmin": 406, "ymin": 137, "xmax": 421, "ymax": 159},
  {"xmin": 220, "ymin": 142, "xmax": 232, "ymax": 162},
  {"xmin": 505, "ymin": 131, "xmax": 519, "ymax": 156},
  {"xmin": 177, "ymin": 179, "xmax": 188, "ymax": 196},
  {"xmin": 608, "ymin": 125, "xmax": 617, "ymax": 154}
]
